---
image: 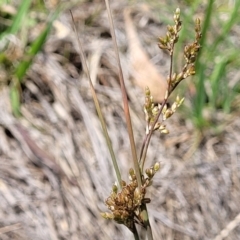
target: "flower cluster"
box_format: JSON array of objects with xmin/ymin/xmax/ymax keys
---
[
  {"xmin": 143, "ymin": 8, "xmax": 201, "ymax": 135},
  {"xmin": 158, "ymin": 8, "xmax": 201, "ymax": 94},
  {"xmin": 158, "ymin": 8, "xmax": 182, "ymax": 56},
  {"xmin": 101, "ymin": 163, "xmax": 160, "ymax": 232},
  {"xmin": 144, "ymin": 87, "xmax": 184, "ymax": 134}
]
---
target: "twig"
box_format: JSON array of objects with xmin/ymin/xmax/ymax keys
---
[{"xmin": 213, "ymin": 213, "xmax": 240, "ymax": 240}]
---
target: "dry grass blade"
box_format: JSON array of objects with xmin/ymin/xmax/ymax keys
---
[
  {"xmin": 69, "ymin": 10, "xmax": 122, "ymax": 187},
  {"xmin": 0, "ymin": 223, "xmax": 22, "ymax": 235},
  {"xmin": 104, "ymin": 0, "xmax": 141, "ymax": 187},
  {"xmin": 213, "ymin": 212, "xmax": 240, "ymax": 240}
]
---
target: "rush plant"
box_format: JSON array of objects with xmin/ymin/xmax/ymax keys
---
[
  {"xmin": 72, "ymin": 4, "xmax": 201, "ymax": 240},
  {"xmin": 101, "ymin": 7, "xmax": 201, "ymax": 239}
]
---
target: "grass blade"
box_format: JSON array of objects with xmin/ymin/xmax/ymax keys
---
[
  {"xmin": 10, "ymin": 79, "xmax": 21, "ymax": 117},
  {"xmin": 10, "ymin": 10, "xmax": 59, "ymax": 116},
  {"xmin": 15, "ymin": 11, "xmax": 59, "ymax": 82},
  {"xmin": 104, "ymin": 0, "xmax": 141, "ymax": 188},
  {"xmin": 212, "ymin": 0, "xmax": 240, "ymax": 51},
  {"xmin": 192, "ymin": 0, "xmax": 214, "ymax": 128},
  {"xmin": 0, "ymin": 0, "xmax": 31, "ymax": 40},
  {"xmin": 70, "ymin": 11, "xmax": 122, "ymax": 188}
]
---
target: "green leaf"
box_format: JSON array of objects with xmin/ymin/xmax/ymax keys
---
[
  {"xmin": 10, "ymin": 82, "xmax": 21, "ymax": 117},
  {"xmin": 15, "ymin": 11, "xmax": 59, "ymax": 82},
  {"xmin": 0, "ymin": 0, "xmax": 31, "ymax": 40}
]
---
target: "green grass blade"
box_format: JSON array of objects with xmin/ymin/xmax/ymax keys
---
[
  {"xmin": 198, "ymin": 0, "xmax": 214, "ymax": 52},
  {"xmin": 10, "ymin": 80, "xmax": 21, "ymax": 117},
  {"xmin": 193, "ymin": 63, "xmax": 207, "ymax": 128},
  {"xmin": 11, "ymin": 10, "xmax": 59, "ymax": 116},
  {"xmin": 0, "ymin": 0, "xmax": 31, "ymax": 40},
  {"xmin": 209, "ymin": 56, "xmax": 227, "ymax": 109},
  {"xmin": 8, "ymin": 0, "xmax": 31, "ymax": 34},
  {"xmin": 212, "ymin": 0, "xmax": 240, "ymax": 51},
  {"xmin": 15, "ymin": 11, "xmax": 59, "ymax": 82},
  {"xmin": 192, "ymin": 0, "xmax": 214, "ymax": 129}
]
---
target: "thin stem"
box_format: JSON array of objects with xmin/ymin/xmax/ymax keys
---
[
  {"xmin": 132, "ymin": 223, "xmax": 140, "ymax": 240},
  {"xmin": 104, "ymin": 0, "xmax": 142, "ymax": 187},
  {"xmin": 140, "ymin": 52, "xmax": 174, "ymax": 172},
  {"xmin": 70, "ymin": 11, "xmax": 122, "ymax": 188},
  {"xmin": 139, "ymin": 134, "xmax": 148, "ymax": 164},
  {"xmin": 142, "ymin": 204, "xmax": 153, "ymax": 240}
]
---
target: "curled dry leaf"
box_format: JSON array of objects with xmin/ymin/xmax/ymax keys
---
[{"xmin": 124, "ymin": 8, "xmax": 167, "ymax": 103}]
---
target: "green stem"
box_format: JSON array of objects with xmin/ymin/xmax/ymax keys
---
[
  {"xmin": 141, "ymin": 204, "xmax": 153, "ymax": 240},
  {"xmin": 132, "ymin": 223, "xmax": 140, "ymax": 240}
]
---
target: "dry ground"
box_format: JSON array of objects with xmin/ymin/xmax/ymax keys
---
[{"xmin": 0, "ymin": 1, "xmax": 240, "ymax": 240}]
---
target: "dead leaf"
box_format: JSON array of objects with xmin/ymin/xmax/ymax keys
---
[{"xmin": 124, "ymin": 7, "xmax": 167, "ymax": 103}]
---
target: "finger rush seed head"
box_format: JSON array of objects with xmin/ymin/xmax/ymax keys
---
[{"xmin": 101, "ymin": 163, "xmax": 160, "ymax": 231}]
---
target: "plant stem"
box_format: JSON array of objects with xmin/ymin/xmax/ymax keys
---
[
  {"xmin": 141, "ymin": 204, "xmax": 153, "ymax": 240},
  {"xmin": 140, "ymin": 52, "xmax": 174, "ymax": 171},
  {"xmin": 104, "ymin": 0, "xmax": 142, "ymax": 188},
  {"xmin": 70, "ymin": 11, "xmax": 122, "ymax": 188},
  {"xmin": 132, "ymin": 223, "xmax": 140, "ymax": 240}
]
